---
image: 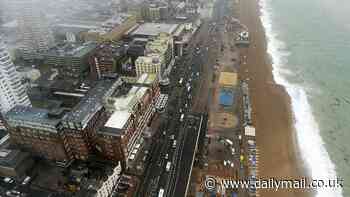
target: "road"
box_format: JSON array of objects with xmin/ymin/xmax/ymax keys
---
[
  {"xmin": 136, "ymin": 19, "xmax": 213, "ymax": 197},
  {"xmin": 136, "ymin": 0, "xmax": 233, "ymax": 196}
]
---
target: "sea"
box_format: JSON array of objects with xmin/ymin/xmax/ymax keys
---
[{"xmin": 259, "ymin": 0, "xmax": 350, "ymax": 196}]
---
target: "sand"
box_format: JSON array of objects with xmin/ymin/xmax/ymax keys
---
[{"xmin": 237, "ymin": 0, "xmax": 312, "ymax": 196}]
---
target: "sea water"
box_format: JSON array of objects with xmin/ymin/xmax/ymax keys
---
[{"xmin": 259, "ymin": 0, "xmax": 349, "ymax": 196}]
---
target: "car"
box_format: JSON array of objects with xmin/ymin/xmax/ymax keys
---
[
  {"xmin": 6, "ymin": 190, "xmax": 21, "ymax": 197},
  {"xmin": 164, "ymin": 154, "xmax": 169, "ymax": 160},
  {"xmin": 180, "ymin": 114, "xmax": 184, "ymax": 122},
  {"xmin": 172, "ymin": 140, "xmax": 177, "ymax": 148},
  {"xmin": 22, "ymin": 176, "xmax": 31, "ymax": 185},
  {"xmin": 4, "ymin": 177, "xmax": 14, "ymax": 184},
  {"xmin": 231, "ymin": 148, "xmax": 235, "ymax": 155},
  {"xmin": 165, "ymin": 162, "xmax": 172, "ymax": 172}
]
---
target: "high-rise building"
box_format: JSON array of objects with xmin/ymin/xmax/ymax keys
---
[
  {"xmin": 14, "ymin": 0, "xmax": 55, "ymax": 60},
  {"xmin": 0, "ymin": 37, "xmax": 31, "ymax": 114},
  {"xmin": 0, "ymin": 37, "xmax": 31, "ymax": 128}
]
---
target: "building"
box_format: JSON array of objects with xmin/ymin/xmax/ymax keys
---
[
  {"xmin": 5, "ymin": 106, "xmax": 68, "ymax": 162},
  {"xmin": 0, "ymin": 149, "xmax": 34, "ymax": 179},
  {"xmin": 127, "ymin": 23, "xmax": 179, "ymax": 38},
  {"xmin": 96, "ymin": 162, "xmax": 122, "ymax": 197},
  {"xmin": 126, "ymin": 22, "xmax": 187, "ymax": 58},
  {"xmin": 145, "ymin": 33, "xmax": 174, "ymax": 68},
  {"xmin": 135, "ymin": 33, "xmax": 174, "ymax": 77},
  {"xmin": 43, "ymin": 42, "xmax": 97, "ymax": 79},
  {"xmin": 97, "ymin": 74, "xmax": 160, "ymax": 167},
  {"xmin": 135, "ymin": 54, "xmax": 162, "ymax": 77},
  {"xmin": 126, "ymin": 38, "xmax": 148, "ymax": 63},
  {"xmin": 5, "ymin": 72, "xmax": 161, "ymax": 167},
  {"xmin": 141, "ymin": 1, "xmax": 170, "ymax": 21},
  {"xmin": 0, "ymin": 37, "xmax": 31, "ymax": 127},
  {"xmin": 61, "ymin": 79, "xmax": 122, "ymax": 161},
  {"xmin": 14, "ymin": 0, "xmax": 55, "ymax": 60},
  {"xmin": 5, "ymin": 77, "xmax": 137, "ymax": 166},
  {"xmin": 82, "ymin": 15, "xmax": 137, "ymax": 42},
  {"xmin": 90, "ymin": 42, "xmax": 132, "ymax": 80},
  {"xmin": 235, "ymin": 31, "xmax": 250, "ymax": 46}
]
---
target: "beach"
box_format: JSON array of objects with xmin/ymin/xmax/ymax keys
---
[{"xmin": 237, "ymin": 0, "xmax": 312, "ymax": 196}]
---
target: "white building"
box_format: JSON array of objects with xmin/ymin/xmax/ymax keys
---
[
  {"xmin": 135, "ymin": 54, "xmax": 162, "ymax": 77},
  {"xmin": 14, "ymin": 0, "xmax": 55, "ymax": 60},
  {"xmin": 135, "ymin": 33, "xmax": 173, "ymax": 77},
  {"xmin": 0, "ymin": 37, "xmax": 31, "ymax": 115}
]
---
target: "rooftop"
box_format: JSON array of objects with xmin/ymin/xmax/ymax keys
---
[
  {"xmin": 5, "ymin": 106, "xmax": 62, "ymax": 133},
  {"xmin": 45, "ymin": 42, "xmax": 97, "ymax": 58},
  {"xmin": 63, "ymin": 79, "xmax": 120, "ymax": 129},
  {"xmin": 104, "ymin": 110, "xmax": 131, "ymax": 130},
  {"xmin": 135, "ymin": 54, "xmax": 161, "ymax": 65},
  {"xmin": 129, "ymin": 23, "xmax": 179, "ymax": 37},
  {"xmin": 88, "ymin": 15, "xmax": 131, "ymax": 35},
  {"xmin": 108, "ymin": 86, "xmax": 149, "ymax": 112},
  {"xmin": 146, "ymin": 33, "xmax": 172, "ymax": 54}
]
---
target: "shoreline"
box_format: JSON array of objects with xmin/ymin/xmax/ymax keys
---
[{"xmin": 237, "ymin": 0, "xmax": 312, "ymax": 196}]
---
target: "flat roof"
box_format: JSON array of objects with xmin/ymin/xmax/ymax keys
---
[
  {"xmin": 45, "ymin": 42, "xmax": 97, "ymax": 58},
  {"xmin": 63, "ymin": 79, "xmax": 117, "ymax": 129},
  {"xmin": 130, "ymin": 23, "xmax": 179, "ymax": 37},
  {"xmin": 218, "ymin": 72, "xmax": 238, "ymax": 87},
  {"xmin": 104, "ymin": 110, "xmax": 131, "ymax": 129},
  {"xmin": 110, "ymin": 86, "xmax": 149, "ymax": 111},
  {"xmin": 5, "ymin": 106, "xmax": 61, "ymax": 132}
]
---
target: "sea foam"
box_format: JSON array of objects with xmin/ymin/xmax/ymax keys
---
[{"xmin": 258, "ymin": 0, "xmax": 343, "ymax": 196}]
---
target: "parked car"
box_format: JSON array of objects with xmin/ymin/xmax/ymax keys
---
[{"xmin": 3, "ymin": 177, "xmax": 14, "ymax": 184}]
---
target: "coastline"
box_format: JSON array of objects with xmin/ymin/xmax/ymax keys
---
[{"xmin": 237, "ymin": 0, "xmax": 312, "ymax": 196}]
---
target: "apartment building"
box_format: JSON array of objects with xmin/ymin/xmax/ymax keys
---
[
  {"xmin": 98, "ymin": 74, "xmax": 160, "ymax": 167},
  {"xmin": 5, "ymin": 106, "xmax": 68, "ymax": 162}
]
